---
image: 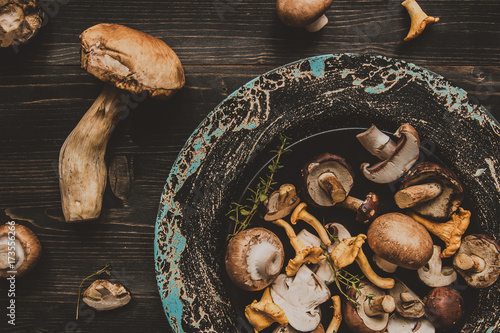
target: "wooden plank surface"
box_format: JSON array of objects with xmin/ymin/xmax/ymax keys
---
[{"xmin": 0, "ymin": 0, "xmax": 499, "ymax": 332}]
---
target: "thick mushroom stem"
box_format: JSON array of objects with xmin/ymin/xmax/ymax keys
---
[
  {"xmin": 356, "ymin": 249, "xmax": 396, "ymax": 290},
  {"xmin": 453, "ymin": 253, "xmax": 486, "ymax": 272},
  {"xmin": 318, "ymin": 173, "xmax": 347, "ymax": 204},
  {"xmin": 59, "ymin": 85, "xmax": 125, "ymax": 222},
  {"xmin": 402, "ymin": 0, "xmax": 439, "ymax": 41},
  {"xmin": 373, "ymin": 255, "xmax": 398, "ymax": 273},
  {"xmin": 338, "ymin": 192, "xmax": 379, "ymax": 223},
  {"xmin": 326, "ymin": 296, "xmax": 342, "ymax": 333},
  {"xmin": 291, "ymin": 203, "xmax": 332, "ymax": 246},
  {"xmin": 364, "ymin": 295, "xmax": 396, "ymax": 317},
  {"xmin": 394, "ymin": 182, "xmax": 442, "ymax": 209},
  {"xmin": 356, "ymin": 125, "xmax": 397, "ymax": 160},
  {"xmin": 305, "ymin": 14, "xmax": 328, "ymax": 32},
  {"xmin": 409, "ymin": 208, "xmax": 471, "ymax": 258},
  {"xmin": 246, "ymin": 287, "xmax": 289, "ymax": 332}
]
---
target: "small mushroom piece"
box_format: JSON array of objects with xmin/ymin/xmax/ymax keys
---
[
  {"xmin": 225, "ymin": 227, "xmax": 284, "ymax": 291},
  {"xmin": 401, "ymin": 0, "xmax": 439, "ymax": 41},
  {"xmin": 368, "ymin": 213, "xmax": 434, "ymax": 270},
  {"xmin": 343, "ymin": 282, "xmax": 395, "ymax": 333},
  {"xmin": 0, "ymin": 0, "xmax": 44, "ymax": 48},
  {"xmin": 373, "ymin": 255, "xmax": 398, "ymax": 273},
  {"xmin": 301, "ymin": 153, "xmax": 355, "ymax": 207},
  {"xmin": 246, "ymin": 287, "xmax": 289, "ymax": 332},
  {"xmin": 453, "ymin": 234, "xmax": 500, "ymax": 288},
  {"xmin": 418, "ymin": 245, "xmax": 457, "ymax": 287},
  {"xmin": 326, "ymin": 296, "xmax": 342, "ymax": 333},
  {"xmin": 60, "ymin": 23, "xmax": 185, "ymax": 222},
  {"xmin": 82, "ymin": 279, "xmax": 131, "ymax": 311},
  {"xmin": 0, "ymin": 223, "xmax": 41, "ymax": 278},
  {"xmin": 424, "ymin": 287, "xmax": 464, "ymax": 331},
  {"xmin": 360, "ymin": 124, "xmax": 420, "ymax": 184},
  {"xmin": 271, "ymin": 265, "xmax": 331, "ymax": 332},
  {"xmin": 408, "ymin": 208, "xmax": 471, "ymax": 258},
  {"xmin": 396, "ymin": 162, "xmax": 464, "ymax": 221},
  {"xmin": 272, "ymin": 219, "xmax": 325, "ymax": 276},
  {"xmin": 388, "ymin": 278, "xmax": 425, "ymax": 319},
  {"xmin": 291, "ymin": 203, "xmax": 331, "ymax": 246},
  {"xmin": 276, "ymin": 0, "xmax": 332, "ymax": 32},
  {"xmin": 273, "ymin": 323, "xmax": 325, "ymax": 333},
  {"xmin": 264, "ymin": 184, "xmax": 300, "ymax": 221},
  {"xmin": 356, "ymin": 125, "xmax": 397, "ymax": 160},
  {"xmin": 387, "ymin": 315, "xmax": 435, "ymax": 333},
  {"xmin": 338, "ymin": 192, "xmax": 380, "ymax": 224}
]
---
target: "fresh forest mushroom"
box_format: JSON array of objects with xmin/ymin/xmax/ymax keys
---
[
  {"xmin": 325, "ymin": 222, "xmax": 351, "ymax": 250},
  {"xmin": 271, "ymin": 265, "xmax": 331, "ymax": 332},
  {"xmin": 59, "ymin": 23, "xmax": 185, "ymax": 222},
  {"xmin": 272, "ymin": 219, "xmax": 325, "ymax": 276},
  {"xmin": 388, "ymin": 278, "xmax": 425, "ymax": 319},
  {"xmin": 418, "ymin": 245, "xmax": 457, "ymax": 287},
  {"xmin": 0, "ymin": 223, "xmax": 41, "ymax": 278},
  {"xmin": 264, "ymin": 184, "xmax": 300, "ymax": 221},
  {"xmin": 367, "ymin": 213, "xmax": 433, "ymax": 270},
  {"xmin": 276, "ymin": 0, "xmax": 332, "ymax": 32},
  {"xmin": 356, "ymin": 125, "xmax": 397, "ymax": 160},
  {"xmin": 338, "ymin": 192, "xmax": 380, "ymax": 224},
  {"xmin": 330, "ymin": 234, "xmax": 395, "ymax": 289},
  {"xmin": 301, "ymin": 153, "xmax": 355, "ymax": 207},
  {"xmin": 225, "ymin": 227, "xmax": 284, "ymax": 291},
  {"xmin": 372, "ymin": 254, "xmax": 398, "ymax": 273},
  {"xmin": 246, "ymin": 287, "xmax": 289, "ymax": 332},
  {"xmin": 82, "ymin": 279, "xmax": 131, "ymax": 311},
  {"xmin": 387, "ymin": 315, "xmax": 435, "ymax": 333},
  {"xmin": 343, "ymin": 282, "xmax": 395, "ymax": 333},
  {"xmin": 0, "ymin": 0, "xmax": 44, "ymax": 48},
  {"xmin": 396, "ymin": 162, "xmax": 464, "ymax": 221},
  {"xmin": 326, "ymin": 296, "xmax": 342, "ymax": 333},
  {"xmin": 291, "ymin": 203, "xmax": 331, "ymax": 246},
  {"xmin": 453, "ymin": 234, "xmax": 500, "ymax": 288},
  {"xmin": 401, "ymin": 0, "xmax": 439, "ymax": 41},
  {"xmin": 360, "ymin": 124, "xmax": 420, "ymax": 184},
  {"xmin": 424, "ymin": 287, "xmax": 464, "ymax": 331},
  {"xmin": 273, "ymin": 323, "xmax": 325, "ymax": 333},
  {"xmin": 408, "ymin": 208, "xmax": 471, "ymax": 258}
]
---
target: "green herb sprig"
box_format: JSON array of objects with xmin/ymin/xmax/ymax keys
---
[{"xmin": 76, "ymin": 264, "xmax": 110, "ymax": 320}]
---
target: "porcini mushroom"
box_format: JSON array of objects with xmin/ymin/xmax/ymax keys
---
[
  {"xmin": 264, "ymin": 184, "xmax": 300, "ymax": 221},
  {"xmin": 326, "ymin": 296, "xmax": 342, "ymax": 333},
  {"xmin": 0, "ymin": 223, "xmax": 41, "ymax": 278},
  {"xmin": 82, "ymin": 279, "xmax": 131, "ymax": 311},
  {"xmin": 408, "ymin": 208, "xmax": 471, "ymax": 258},
  {"xmin": 418, "ymin": 245, "xmax": 457, "ymax": 287},
  {"xmin": 59, "ymin": 23, "xmax": 185, "ymax": 222},
  {"xmin": 338, "ymin": 192, "xmax": 380, "ymax": 224},
  {"xmin": 301, "ymin": 153, "xmax": 355, "ymax": 207},
  {"xmin": 387, "ymin": 315, "xmax": 435, "ymax": 333},
  {"xmin": 424, "ymin": 287, "xmax": 464, "ymax": 331},
  {"xmin": 246, "ymin": 287, "xmax": 289, "ymax": 332},
  {"xmin": 401, "ymin": 0, "xmax": 439, "ymax": 42},
  {"xmin": 271, "ymin": 265, "xmax": 331, "ymax": 332},
  {"xmin": 0, "ymin": 0, "xmax": 44, "ymax": 48},
  {"xmin": 360, "ymin": 124, "xmax": 420, "ymax": 184},
  {"xmin": 396, "ymin": 162, "xmax": 464, "ymax": 221},
  {"xmin": 343, "ymin": 281, "xmax": 395, "ymax": 333},
  {"xmin": 291, "ymin": 203, "xmax": 331, "ymax": 246},
  {"xmin": 367, "ymin": 213, "xmax": 433, "ymax": 270},
  {"xmin": 225, "ymin": 227, "xmax": 284, "ymax": 291},
  {"xmin": 453, "ymin": 234, "xmax": 500, "ymax": 288},
  {"xmin": 388, "ymin": 278, "xmax": 425, "ymax": 319},
  {"xmin": 276, "ymin": 0, "xmax": 332, "ymax": 32}
]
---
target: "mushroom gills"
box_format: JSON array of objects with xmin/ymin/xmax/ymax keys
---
[
  {"xmin": 0, "ymin": 238, "xmax": 24, "ymax": 270},
  {"xmin": 247, "ymin": 239, "xmax": 284, "ymax": 280}
]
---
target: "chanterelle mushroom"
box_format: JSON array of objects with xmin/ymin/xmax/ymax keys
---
[
  {"xmin": 401, "ymin": 0, "xmax": 439, "ymax": 41},
  {"xmin": 418, "ymin": 245, "xmax": 457, "ymax": 287},
  {"xmin": 264, "ymin": 184, "xmax": 300, "ymax": 221},
  {"xmin": 225, "ymin": 227, "xmax": 284, "ymax": 291},
  {"xmin": 59, "ymin": 23, "xmax": 185, "ymax": 222},
  {"xmin": 388, "ymin": 278, "xmax": 425, "ymax": 319},
  {"xmin": 0, "ymin": 223, "xmax": 41, "ymax": 278},
  {"xmin": 291, "ymin": 203, "xmax": 331, "ymax": 246},
  {"xmin": 453, "ymin": 234, "xmax": 500, "ymax": 288},
  {"xmin": 83, "ymin": 279, "xmax": 131, "ymax": 311},
  {"xmin": 276, "ymin": 0, "xmax": 332, "ymax": 32},
  {"xmin": 360, "ymin": 124, "xmax": 420, "ymax": 184},
  {"xmin": 0, "ymin": 0, "xmax": 44, "ymax": 48},
  {"xmin": 246, "ymin": 287, "xmax": 289, "ymax": 332}
]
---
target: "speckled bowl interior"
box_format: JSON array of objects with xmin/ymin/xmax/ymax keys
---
[{"xmin": 154, "ymin": 54, "xmax": 500, "ymax": 333}]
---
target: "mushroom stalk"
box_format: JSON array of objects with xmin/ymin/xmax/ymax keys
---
[
  {"xmin": 338, "ymin": 192, "xmax": 379, "ymax": 224},
  {"xmin": 291, "ymin": 203, "xmax": 331, "ymax": 246},
  {"xmin": 318, "ymin": 173, "xmax": 346, "ymax": 203},
  {"xmin": 246, "ymin": 287, "xmax": 289, "ymax": 332},
  {"xmin": 402, "ymin": 0, "xmax": 439, "ymax": 41},
  {"xmin": 364, "ymin": 295, "xmax": 396, "ymax": 317},
  {"xmin": 356, "ymin": 125, "xmax": 397, "ymax": 160},
  {"xmin": 394, "ymin": 182, "xmax": 442, "ymax": 209},
  {"xmin": 326, "ymin": 296, "xmax": 342, "ymax": 333},
  {"xmin": 59, "ymin": 85, "xmax": 124, "ymax": 222},
  {"xmin": 453, "ymin": 253, "xmax": 486, "ymax": 272},
  {"xmin": 305, "ymin": 14, "xmax": 328, "ymax": 32},
  {"xmin": 373, "ymin": 255, "xmax": 398, "ymax": 273},
  {"xmin": 355, "ymin": 248, "xmax": 395, "ymax": 289}
]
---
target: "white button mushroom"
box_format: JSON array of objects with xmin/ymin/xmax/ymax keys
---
[
  {"xmin": 0, "ymin": 223, "xmax": 41, "ymax": 278},
  {"xmin": 418, "ymin": 245, "xmax": 457, "ymax": 287}
]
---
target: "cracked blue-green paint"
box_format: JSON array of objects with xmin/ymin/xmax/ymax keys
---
[
  {"xmin": 309, "ymin": 56, "xmax": 325, "ymax": 78},
  {"xmin": 365, "ymin": 83, "xmax": 388, "ymax": 94}
]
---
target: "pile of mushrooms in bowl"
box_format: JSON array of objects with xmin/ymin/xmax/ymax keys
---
[{"xmin": 224, "ymin": 123, "xmax": 500, "ymax": 333}]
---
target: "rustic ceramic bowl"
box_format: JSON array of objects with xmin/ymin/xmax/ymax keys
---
[{"xmin": 154, "ymin": 54, "xmax": 500, "ymax": 333}]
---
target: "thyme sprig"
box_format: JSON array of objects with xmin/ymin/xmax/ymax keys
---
[
  {"xmin": 76, "ymin": 264, "xmax": 111, "ymax": 320},
  {"xmin": 227, "ymin": 133, "xmax": 291, "ymax": 240}
]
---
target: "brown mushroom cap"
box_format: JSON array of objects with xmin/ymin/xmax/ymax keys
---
[
  {"xmin": 0, "ymin": 223, "xmax": 41, "ymax": 278},
  {"xmin": 276, "ymin": 0, "xmax": 332, "ymax": 28},
  {"xmin": 264, "ymin": 184, "xmax": 300, "ymax": 221},
  {"xmin": 424, "ymin": 287, "xmax": 464, "ymax": 331},
  {"xmin": 0, "ymin": 0, "xmax": 44, "ymax": 48},
  {"xmin": 80, "ymin": 23, "xmax": 185, "ymax": 99},
  {"xmin": 399, "ymin": 162, "xmax": 464, "ymax": 221},
  {"xmin": 367, "ymin": 213, "xmax": 433, "ymax": 270}
]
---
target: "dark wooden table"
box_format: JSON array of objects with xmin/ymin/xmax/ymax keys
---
[{"xmin": 0, "ymin": 0, "xmax": 499, "ymax": 332}]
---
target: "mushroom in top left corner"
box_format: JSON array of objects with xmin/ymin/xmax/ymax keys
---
[
  {"xmin": 0, "ymin": 0, "xmax": 45, "ymax": 48},
  {"xmin": 59, "ymin": 23, "xmax": 185, "ymax": 222},
  {"xmin": 0, "ymin": 223, "xmax": 41, "ymax": 278}
]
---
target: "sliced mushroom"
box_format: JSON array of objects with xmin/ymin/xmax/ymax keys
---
[
  {"xmin": 246, "ymin": 287, "xmax": 289, "ymax": 332},
  {"xmin": 276, "ymin": 0, "xmax": 332, "ymax": 32},
  {"xmin": 273, "ymin": 323, "xmax": 325, "ymax": 333},
  {"xmin": 388, "ymin": 278, "xmax": 425, "ymax": 319},
  {"xmin": 291, "ymin": 203, "xmax": 331, "ymax": 246},
  {"xmin": 0, "ymin": 0, "xmax": 44, "ymax": 48},
  {"xmin": 356, "ymin": 125, "xmax": 397, "ymax": 160},
  {"xmin": 0, "ymin": 223, "xmax": 41, "ymax": 278},
  {"xmin": 360, "ymin": 124, "xmax": 420, "ymax": 184},
  {"xmin": 424, "ymin": 287, "xmax": 464, "ymax": 331},
  {"xmin": 387, "ymin": 315, "xmax": 435, "ymax": 333},
  {"xmin": 271, "ymin": 265, "xmax": 331, "ymax": 332},
  {"xmin": 225, "ymin": 227, "xmax": 284, "ymax": 291},
  {"xmin": 82, "ymin": 279, "xmax": 131, "ymax": 311},
  {"xmin": 401, "ymin": 0, "xmax": 439, "ymax": 41},
  {"xmin": 453, "ymin": 234, "xmax": 500, "ymax": 288},
  {"xmin": 338, "ymin": 192, "xmax": 380, "ymax": 224},
  {"xmin": 396, "ymin": 162, "xmax": 464, "ymax": 221},
  {"xmin": 264, "ymin": 184, "xmax": 300, "ymax": 221},
  {"xmin": 367, "ymin": 213, "xmax": 433, "ymax": 270},
  {"xmin": 301, "ymin": 153, "xmax": 354, "ymax": 207},
  {"xmin": 418, "ymin": 245, "xmax": 457, "ymax": 287}
]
